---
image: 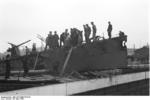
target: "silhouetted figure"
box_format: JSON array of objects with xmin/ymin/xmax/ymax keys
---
[
  {"xmin": 78, "ymin": 30, "xmax": 83, "ymax": 46},
  {"xmin": 83, "ymin": 25, "xmax": 88, "ymax": 43},
  {"xmin": 45, "ymin": 31, "xmax": 53, "ymax": 50},
  {"xmin": 86, "ymin": 24, "xmax": 91, "ymax": 43},
  {"xmin": 91, "ymin": 22, "xmax": 97, "ymax": 41},
  {"xmin": 25, "ymin": 46, "xmax": 30, "ymax": 55},
  {"xmin": 53, "ymin": 31, "xmax": 59, "ymax": 48},
  {"xmin": 64, "ymin": 34, "xmax": 71, "ymax": 49},
  {"xmin": 70, "ymin": 28, "xmax": 79, "ymax": 47},
  {"xmin": 119, "ymin": 31, "xmax": 125, "ymax": 37},
  {"xmin": 32, "ymin": 43, "xmax": 37, "ymax": 52},
  {"xmin": 119, "ymin": 31, "xmax": 127, "ymax": 48},
  {"xmin": 83, "ymin": 25, "xmax": 86, "ymax": 40},
  {"xmin": 60, "ymin": 29, "xmax": 69, "ymax": 47},
  {"xmin": 107, "ymin": 21, "xmax": 112, "ymax": 39},
  {"xmin": 5, "ymin": 54, "xmax": 11, "ymax": 80},
  {"xmin": 60, "ymin": 33, "xmax": 64, "ymax": 47},
  {"xmin": 22, "ymin": 56, "xmax": 29, "ymax": 77}
]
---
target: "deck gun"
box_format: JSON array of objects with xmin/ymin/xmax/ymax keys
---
[{"xmin": 7, "ymin": 40, "xmax": 31, "ymax": 57}]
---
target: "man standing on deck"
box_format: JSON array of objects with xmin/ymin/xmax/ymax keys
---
[
  {"xmin": 5, "ymin": 54, "xmax": 11, "ymax": 80},
  {"xmin": 32, "ymin": 43, "xmax": 37, "ymax": 52},
  {"xmin": 22, "ymin": 55, "xmax": 29, "ymax": 77},
  {"xmin": 91, "ymin": 22, "xmax": 97, "ymax": 41},
  {"xmin": 85, "ymin": 24, "xmax": 91, "ymax": 43},
  {"xmin": 107, "ymin": 21, "xmax": 113, "ymax": 39},
  {"xmin": 45, "ymin": 31, "xmax": 53, "ymax": 50},
  {"xmin": 60, "ymin": 29, "xmax": 69, "ymax": 47},
  {"xmin": 83, "ymin": 25, "xmax": 87, "ymax": 43},
  {"xmin": 53, "ymin": 31, "xmax": 59, "ymax": 48},
  {"xmin": 25, "ymin": 46, "xmax": 30, "ymax": 55}
]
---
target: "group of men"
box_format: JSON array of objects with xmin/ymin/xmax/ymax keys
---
[
  {"xmin": 83, "ymin": 22, "xmax": 97, "ymax": 43},
  {"xmin": 45, "ymin": 31, "xmax": 59, "ymax": 50},
  {"xmin": 45, "ymin": 21, "xmax": 99, "ymax": 50},
  {"xmin": 45, "ymin": 21, "xmax": 113, "ymax": 50}
]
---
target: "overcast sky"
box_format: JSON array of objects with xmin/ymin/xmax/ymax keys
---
[{"xmin": 0, "ymin": 0, "xmax": 149, "ymax": 52}]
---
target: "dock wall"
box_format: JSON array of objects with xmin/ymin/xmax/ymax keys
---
[{"xmin": 0, "ymin": 71, "xmax": 149, "ymax": 95}]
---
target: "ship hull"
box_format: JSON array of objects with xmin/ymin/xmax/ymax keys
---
[{"xmin": 44, "ymin": 36, "xmax": 128, "ymax": 74}]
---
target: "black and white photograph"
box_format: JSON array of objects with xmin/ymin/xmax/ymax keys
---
[{"xmin": 0, "ymin": 0, "xmax": 149, "ymax": 97}]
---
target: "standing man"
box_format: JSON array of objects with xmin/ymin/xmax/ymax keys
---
[
  {"xmin": 53, "ymin": 31, "xmax": 59, "ymax": 48},
  {"xmin": 25, "ymin": 46, "xmax": 30, "ymax": 55},
  {"xmin": 60, "ymin": 32, "xmax": 64, "ymax": 47},
  {"xmin": 60, "ymin": 29, "xmax": 69, "ymax": 47},
  {"xmin": 107, "ymin": 21, "xmax": 113, "ymax": 39},
  {"xmin": 86, "ymin": 24, "xmax": 91, "ymax": 43},
  {"xmin": 32, "ymin": 43, "xmax": 37, "ymax": 52},
  {"xmin": 22, "ymin": 56, "xmax": 29, "ymax": 77},
  {"xmin": 83, "ymin": 25, "xmax": 87, "ymax": 43},
  {"xmin": 91, "ymin": 22, "xmax": 97, "ymax": 41},
  {"xmin": 78, "ymin": 30, "xmax": 83, "ymax": 46},
  {"xmin": 5, "ymin": 54, "xmax": 11, "ymax": 80},
  {"xmin": 45, "ymin": 31, "xmax": 53, "ymax": 50}
]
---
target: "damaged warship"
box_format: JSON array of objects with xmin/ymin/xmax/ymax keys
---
[{"xmin": 0, "ymin": 32, "xmax": 128, "ymax": 92}]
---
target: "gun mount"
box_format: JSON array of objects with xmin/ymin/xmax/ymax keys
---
[{"xmin": 7, "ymin": 40, "xmax": 31, "ymax": 57}]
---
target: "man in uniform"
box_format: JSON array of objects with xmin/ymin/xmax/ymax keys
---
[
  {"xmin": 5, "ymin": 54, "xmax": 11, "ymax": 80},
  {"xmin": 119, "ymin": 31, "xmax": 127, "ymax": 48},
  {"xmin": 107, "ymin": 21, "xmax": 113, "ymax": 39},
  {"xmin": 32, "ymin": 43, "xmax": 37, "ymax": 52},
  {"xmin": 91, "ymin": 22, "xmax": 97, "ymax": 41},
  {"xmin": 86, "ymin": 24, "xmax": 91, "ymax": 43},
  {"xmin": 22, "ymin": 55, "xmax": 29, "ymax": 77},
  {"xmin": 83, "ymin": 25, "xmax": 88, "ymax": 43},
  {"xmin": 60, "ymin": 29, "xmax": 69, "ymax": 47},
  {"xmin": 25, "ymin": 46, "xmax": 30, "ymax": 55},
  {"xmin": 60, "ymin": 32, "xmax": 64, "ymax": 47},
  {"xmin": 45, "ymin": 31, "xmax": 53, "ymax": 50},
  {"xmin": 53, "ymin": 31, "xmax": 59, "ymax": 48},
  {"xmin": 70, "ymin": 28, "xmax": 79, "ymax": 47},
  {"xmin": 78, "ymin": 30, "xmax": 83, "ymax": 46}
]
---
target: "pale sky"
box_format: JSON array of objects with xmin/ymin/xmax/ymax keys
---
[{"xmin": 0, "ymin": 0, "xmax": 149, "ymax": 52}]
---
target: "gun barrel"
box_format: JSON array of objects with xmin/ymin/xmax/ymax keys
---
[{"xmin": 16, "ymin": 40, "xmax": 31, "ymax": 47}]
